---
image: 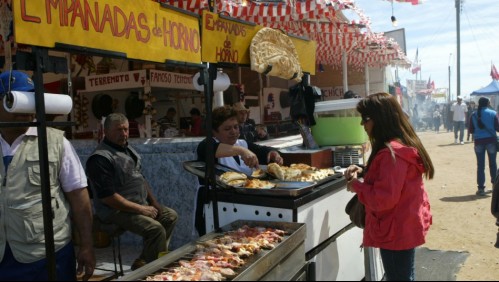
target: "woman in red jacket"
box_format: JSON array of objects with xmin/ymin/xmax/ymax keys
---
[{"xmin": 344, "ymin": 93, "xmax": 434, "ymax": 281}]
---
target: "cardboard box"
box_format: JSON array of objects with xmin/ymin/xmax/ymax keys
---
[{"xmin": 280, "ymin": 148, "xmax": 332, "ymax": 168}]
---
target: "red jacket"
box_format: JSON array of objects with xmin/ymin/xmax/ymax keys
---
[{"xmin": 353, "ymin": 140, "xmax": 432, "ymax": 250}]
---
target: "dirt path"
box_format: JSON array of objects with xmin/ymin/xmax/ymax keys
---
[{"xmin": 417, "ymin": 130, "xmax": 499, "ymax": 281}]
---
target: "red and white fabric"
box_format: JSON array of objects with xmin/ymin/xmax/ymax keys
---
[{"xmin": 154, "ymin": 0, "xmax": 411, "ymax": 70}]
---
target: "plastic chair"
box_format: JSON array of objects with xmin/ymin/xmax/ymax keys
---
[{"xmin": 93, "ymin": 215, "xmax": 125, "ymax": 281}]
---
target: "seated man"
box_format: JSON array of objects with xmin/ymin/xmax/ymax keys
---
[
  {"xmin": 233, "ymin": 102, "xmax": 257, "ymax": 143},
  {"xmin": 86, "ymin": 113, "xmax": 178, "ymax": 270}
]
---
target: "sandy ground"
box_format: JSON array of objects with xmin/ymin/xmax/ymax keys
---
[{"xmin": 417, "ymin": 129, "xmax": 499, "ymax": 281}]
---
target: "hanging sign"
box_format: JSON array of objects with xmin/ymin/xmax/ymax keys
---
[
  {"xmin": 12, "ymin": 0, "xmax": 201, "ymax": 64},
  {"xmin": 201, "ymin": 11, "xmax": 316, "ymax": 74},
  {"xmin": 201, "ymin": 10, "xmax": 262, "ymax": 64},
  {"xmin": 85, "ymin": 70, "xmax": 147, "ymax": 92},
  {"xmin": 149, "ymin": 70, "xmax": 195, "ymax": 90},
  {"xmin": 290, "ymin": 36, "xmax": 316, "ymax": 75}
]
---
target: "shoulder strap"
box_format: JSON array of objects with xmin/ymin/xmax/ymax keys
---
[{"xmin": 474, "ymin": 112, "xmax": 497, "ymax": 138}]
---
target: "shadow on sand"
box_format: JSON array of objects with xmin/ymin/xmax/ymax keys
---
[{"xmin": 440, "ymin": 191, "xmax": 492, "ymax": 202}]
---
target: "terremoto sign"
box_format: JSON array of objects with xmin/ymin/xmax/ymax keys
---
[{"xmin": 12, "ymin": 0, "xmax": 201, "ymax": 64}]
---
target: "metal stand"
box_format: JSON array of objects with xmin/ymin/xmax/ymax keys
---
[{"xmin": 364, "ymin": 247, "xmax": 385, "ymax": 281}]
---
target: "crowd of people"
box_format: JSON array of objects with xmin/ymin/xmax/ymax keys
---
[{"xmin": 410, "ymin": 97, "xmax": 478, "ymax": 140}]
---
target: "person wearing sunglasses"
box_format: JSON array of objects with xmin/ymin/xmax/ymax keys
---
[{"xmin": 344, "ymin": 92, "xmax": 434, "ymax": 281}]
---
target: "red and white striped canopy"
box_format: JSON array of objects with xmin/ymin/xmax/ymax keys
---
[
  {"xmin": 385, "ymin": 0, "xmax": 424, "ymax": 5},
  {"xmin": 154, "ymin": 0, "xmax": 411, "ymax": 70}
]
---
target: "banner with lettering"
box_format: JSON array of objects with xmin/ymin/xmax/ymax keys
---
[
  {"xmin": 12, "ymin": 0, "xmax": 201, "ymax": 64},
  {"xmin": 85, "ymin": 70, "xmax": 147, "ymax": 92},
  {"xmin": 321, "ymin": 86, "xmax": 344, "ymax": 101},
  {"xmin": 290, "ymin": 36, "xmax": 316, "ymax": 75},
  {"xmin": 201, "ymin": 11, "xmax": 316, "ymax": 74},
  {"xmin": 201, "ymin": 10, "xmax": 262, "ymax": 64},
  {"xmin": 149, "ymin": 70, "xmax": 195, "ymax": 90}
]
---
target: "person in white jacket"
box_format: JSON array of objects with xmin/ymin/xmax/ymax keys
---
[{"xmin": 451, "ymin": 96, "xmax": 468, "ymax": 144}]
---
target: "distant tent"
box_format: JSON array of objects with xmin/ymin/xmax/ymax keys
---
[{"xmin": 470, "ymin": 80, "xmax": 499, "ymax": 96}]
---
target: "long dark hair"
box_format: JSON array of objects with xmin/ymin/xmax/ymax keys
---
[
  {"xmin": 356, "ymin": 93, "xmax": 434, "ymax": 179},
  {"xmin": 476, "ymin": 97, "xmax": 490, "ymax": 129}
]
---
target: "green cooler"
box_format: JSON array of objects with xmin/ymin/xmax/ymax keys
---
[{"xmin": 312, "ymin": 99, "xmax": 368, "ymax": 146}]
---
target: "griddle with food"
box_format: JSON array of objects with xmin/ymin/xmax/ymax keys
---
[{"xmin": 183, "ymin": 161, "xmax": 342, "ymax": 197}]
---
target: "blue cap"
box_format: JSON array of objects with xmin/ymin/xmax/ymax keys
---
[{"xmin": 0, "ymin": 71, "xmax": 35, "ymax": 95}]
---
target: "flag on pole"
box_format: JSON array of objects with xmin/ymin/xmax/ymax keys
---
[
  {"xmin": 491, "ymin": 63, "xmax": 499, "ymax": 80},
  {"xmin": 411, "ymin": 48, "xmax": 421, "ymax": 74}
]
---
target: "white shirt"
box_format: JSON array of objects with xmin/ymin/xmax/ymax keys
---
[
  {"xmin": 217, "ymin": 139, "xmax": 253, "ymax": 176},
  {"xmin": 451, "ymin": 102, "xmax": 468, "ymax": 122},
  {"xmin": 0, "ymin": 127, "xmax": 87, "ymax": 192}
]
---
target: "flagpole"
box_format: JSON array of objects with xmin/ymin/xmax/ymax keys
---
[
  {"xmin": 448, "ymin": 53, "xmax": 452, "ymax": 103},
  {"xmin": 456, "ymin": 0, "xmax": 462, "ymax": 98}
]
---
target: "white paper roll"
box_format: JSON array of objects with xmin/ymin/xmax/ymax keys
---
[
  {"xmin": 213, "ymin": 72, "xmax": 230, "ymax": 92},
  {"xmin": 192, "ymin": 72, "xmax": 204, "ymax": 91},
  {"xmin": 4, "ymin": 91, "xmax": 73, "ymax": 115},
  {"xmin": 192, "ymin": 71, "xmax": 231, "ymax": 92}
]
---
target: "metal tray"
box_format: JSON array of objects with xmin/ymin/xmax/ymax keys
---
[
  {"xmin": 118, "ymin": 220, "xmax": 306, "ymax": 281},
  {"xmin": 184, "ymin": 161, "xmax": 319, "ymax": 196},
  {"xmin": 265, "ymin": 165, "xmax": 343, "ymax": 186},
  {"xmin": 234, "ymin": 181, "xmax": 316, "ymax": 197}
]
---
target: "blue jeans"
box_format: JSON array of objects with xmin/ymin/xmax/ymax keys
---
[
  {"xmin": 380, "ymin": 248, "xmax": 415, "ymax": 281},
  {"xmin": 474, "ymin": 142, "xmax": 497, "ymax": 190},
  {"xmin": 454, "ymin": 121, "xmax": 465, "ymax": 142},
  {"xmin": 0, "ymin": 242, "xmax": 76, "ymax": 280}
]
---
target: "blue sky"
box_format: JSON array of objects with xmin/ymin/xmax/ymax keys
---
[{"xmin": 347, "ymin": 0, "xmax": 499, "ymax": 100}]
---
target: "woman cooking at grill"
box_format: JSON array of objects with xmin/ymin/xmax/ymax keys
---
[{"xmin": 195, "ymin": 105, "xmax": 283, "ymax": 236}]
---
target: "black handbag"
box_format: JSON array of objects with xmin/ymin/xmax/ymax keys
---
[{"xmin": 345, "ymin": 194, "xmax": 365, "ymax": 228}]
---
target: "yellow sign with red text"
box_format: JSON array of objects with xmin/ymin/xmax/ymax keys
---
[
  {"xmin": 201, "ymin": 11, "xmax": 261, "ymax": 65},
  {"xmin": 290, "ymin": 36, "xmax": 316, "ymax": 75},
  {"xmin": 201, "ymin": 11, "xmax": 315, "ymax": 74},
  {"xmin": 12, "ymin": 0, "xmax": 201, "ymax": 64}
]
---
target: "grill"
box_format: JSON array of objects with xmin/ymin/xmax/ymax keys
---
[{"xmin": 119, "ymin": 220, "xmax": 308, "ymax": 281}]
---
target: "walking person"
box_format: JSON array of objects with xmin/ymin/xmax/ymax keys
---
[
  {"xmin": 344, "ymin": 93, "xmax": 434, "ymax": 281},
  {"xmin": 446, "ymin": 103, "xmax": 454, "ymax": 132},
  {"xmin": 468, "ymin": 97, "xmax": 499, "ymax": 196},
  {"xmin": 451, "ymin": 96, "xmax": 468, "ymax": 144},
  {"xmin": 433, "ymin": 105, "xmax": 441, "ymax": 133},
  {"xmin": 411, "ymin": 104, "xmax": 419, "ymax": 131},
  {"xmin": 467, "ymin": 101, "xmax": 476, "ymax": 142}
]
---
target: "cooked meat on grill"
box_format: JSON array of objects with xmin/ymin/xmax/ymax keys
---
[{"xmin": 144, "ymin": 226, "xmax": 286, "ymax": 281}]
